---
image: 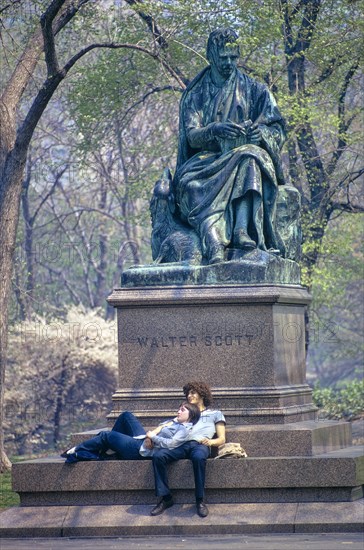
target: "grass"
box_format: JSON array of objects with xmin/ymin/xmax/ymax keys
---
[
  {"xmin": 0, "ymin": 452, "xmax": 61, "ymax": 510},
  {"xmin": 0, "ymin": 470, "xmax": 20, "ymax": 509}
]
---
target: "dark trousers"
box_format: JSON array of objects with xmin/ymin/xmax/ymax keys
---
[
  {"xmin": 75, "ymin": 411, "xmax": 146, "ymax": 460},
  {"xmin": 152, "ymin": 440, "xmax": 210, "ymax": 501}
]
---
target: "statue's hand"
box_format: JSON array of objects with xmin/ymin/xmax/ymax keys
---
[
  {"xmin": 212, "ymin": 122, "xmax": 244, "ymax": 139},
  {"xmin": 248, "ymin": 124, "xmax": 262, "ymax": 145}
]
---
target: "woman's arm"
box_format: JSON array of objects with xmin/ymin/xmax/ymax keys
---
[
  {"xmin": 200, "ymin": 421, "xmax": 226, "ymax": 447},
  {"xmin": 146, "ymin": 426, "xmax": 162, "ymax": 438},
  {"xmin": 146, "ymin": 420, "xmax": 174, "ymax": 439},
  {"xmin": 149, "ymin": 425, "xmax": 190, "ymax": 450}
]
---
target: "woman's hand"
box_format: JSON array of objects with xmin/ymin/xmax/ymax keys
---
[
  {"xmin": 200, "ymin": 438, "xmax": 213, "ymax": 446},
  {"xmin": 143, "ymin": 437, "xmax": 154, "ymax": 450}
]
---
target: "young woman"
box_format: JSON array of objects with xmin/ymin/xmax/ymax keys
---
[
  {"xmin": 151, "ymin": 381, "xmax": 226, "ymax": 518},
  {"xmin": 62, "ymin": 402, "xmax": 200, "ymax": 463}
]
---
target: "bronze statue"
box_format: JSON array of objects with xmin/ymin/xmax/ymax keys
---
[{"xmin": 151, "ymin": 28, "xmax": 292, "ymax": 266}]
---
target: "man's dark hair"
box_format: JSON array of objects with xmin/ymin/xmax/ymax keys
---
[
  {"xmin": 183, "ymin": 381, "xmax": 213, "ymax": 408},
  {"xmin": 207, "ymin": 28, "xmax": 239, "ymax": 60},
  {"xmin": 182, "ymin": 402, "xmax": 201, "ymax": 425}
]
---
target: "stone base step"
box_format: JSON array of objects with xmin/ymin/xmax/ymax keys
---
[
  {"xmin": 70, "ymin": 420, "xmax": 353, "ymax": 457},
  {"xmin": 0, "ymin": 501, "xmax": 363, "ymax": 537},
  {"xmin": 12, "ymin": 445, "xmax": 364, "ymax": 506}
]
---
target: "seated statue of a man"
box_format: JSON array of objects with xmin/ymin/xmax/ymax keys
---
[{"xmin": 171, "ymin": 28, "xmax": 287, "ymax": 265}]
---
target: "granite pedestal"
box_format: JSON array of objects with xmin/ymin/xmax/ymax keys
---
[{"xmin": 107, "ymin": 284, "xmax": 317, "ymax": 426}]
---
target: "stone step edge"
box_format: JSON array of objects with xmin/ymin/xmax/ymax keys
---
[
  {"xmin": 68, "ymin": 421, "xmax": 353, "ymax": 456},
  {"xmin": 12, "ymin": 451, "xmax": 363, "ymax": 494},
  {"xmin": 0, "ymin": 501, "xmax": 363, "ymax": 537}
]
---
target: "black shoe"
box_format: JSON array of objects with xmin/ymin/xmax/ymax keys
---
[
  {"xmin": 150, "ymin": 498, "xmax": 174, "ymax": 516},
  {"xmin": 196, "ymin": 501, "xmax": 209, "ymax": 517}
]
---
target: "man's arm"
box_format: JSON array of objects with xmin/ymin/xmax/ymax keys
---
[{"xmin": 200, "ymin": 421, "xmax": 226, "ymax": 447}]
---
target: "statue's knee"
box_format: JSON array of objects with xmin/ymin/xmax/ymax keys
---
[{"xmin": 186, "ymin": 179, "xmax": 201, "ymax": 192}]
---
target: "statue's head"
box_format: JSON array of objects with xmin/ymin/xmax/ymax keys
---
[{"xmin": 207, "ymin": 28, "xmax": 240, "ymax": 79}]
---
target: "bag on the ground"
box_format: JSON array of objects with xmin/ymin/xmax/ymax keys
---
[{"xmin": 214, "ymin": 442, "xmax": 248, "ymax": 459}]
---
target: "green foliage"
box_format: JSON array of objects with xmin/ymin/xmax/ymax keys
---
[
  {"xmin": 307, "ymin": 213, "xmax": 363, "ymax": 384},
  {"xmin": 312, "ymin": 379, "xmax": 364, "ymax": 419}
]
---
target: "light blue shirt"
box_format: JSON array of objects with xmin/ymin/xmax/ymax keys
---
[
  {"xmin": 139, "ymin": 419, "xmax": 193, "ymax": 457},
  {"xmin": 188, "ymin": 409, "xmax": 225, "ymax": 441}
]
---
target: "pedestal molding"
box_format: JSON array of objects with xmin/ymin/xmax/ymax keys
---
[
  {"xmin": 108, "ymin": 284, "xmax": 311, "ymax": 307},
  {"xmin": 110, "ymin": 384, "xmax": 314, "ymax": 399}
]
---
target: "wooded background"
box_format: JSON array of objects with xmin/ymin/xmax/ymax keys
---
[{"xmin": 0, "ymin": 0, "xmax": 362, "ymax": 467}]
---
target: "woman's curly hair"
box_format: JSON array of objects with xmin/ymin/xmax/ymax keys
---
[{"xmin": 183, "ymin": 381, "xmax": 213, "ymax": 408}]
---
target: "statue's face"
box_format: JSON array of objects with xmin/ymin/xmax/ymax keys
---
[{"xmin": 211, "ymin": 46, "xmax": 239, "ymax": 79}]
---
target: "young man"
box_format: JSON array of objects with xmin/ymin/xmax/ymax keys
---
[{"xmin": 151, "ymin": 381, "xmax": 226, "ymax": 518}]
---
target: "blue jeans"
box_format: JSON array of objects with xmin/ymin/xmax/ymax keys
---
[
  {"xmin": 152, "ymin": 440, "xmax": 210, "ymax": 501},
  {"xmin": 74, "ymin": 411, "xmax": 146, "ymax": 460}
]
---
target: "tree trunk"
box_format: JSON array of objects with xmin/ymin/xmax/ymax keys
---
[
  {"xmin": 94, "ymin": 184, "xmax": 108, "ymax": 308},
  {"xmin": 21, "ymin": 172, "xmax": 35, "ymax": 319},
  {"xmin": 0, "ymin": 145, "xmax": 27, "ymax": 471},
  {"xmin": 53, "ymin": 355, "xmax": 68, "ymax": 447}
]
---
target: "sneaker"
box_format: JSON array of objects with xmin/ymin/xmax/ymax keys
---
[
  {"xmin": 60, "ymin": 447, "xmax": 76, "ymax": 458},
  {"xmin": 65, "ymin": 453, "xmax": 78, "ymax": 464}
]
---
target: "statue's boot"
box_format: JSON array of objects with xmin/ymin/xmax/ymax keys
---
[
  {"xmin": 208, "ymin": 244, "xmax": 225, "ymax": 264},
  {"xmin": 267, "ymin": 247, "xmax": 281, "ymax": 256},
  {"xmin": 233, "ymin": 229, "xmax": 256, "ymax": 250},
  {"xmin": 205, "ymin": 227, "xmax": 225, "ymax": 264}
]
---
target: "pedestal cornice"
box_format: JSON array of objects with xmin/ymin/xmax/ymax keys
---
[{"xmin": 107, "ymin": 284, "xmax": 311, "ymax": 308}]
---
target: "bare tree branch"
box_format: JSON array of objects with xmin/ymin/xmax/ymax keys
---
[
  {"xmin": 0, "ymin": 0, "xmax": 22, "ymax": 16},
  {"xmin": 327, "ymin": 60, "xmax": 360, "ymax": 176},
  {"xmin": 38, "ymin": 262, "xmax": 82, "ymax": 305},
  {"xmin": 124, "ymin": 0, "xmax": 168, "ymax": 48},
  {"xmin": 0, "ymin": 0, "xmax": 91, "ymax": 111},
  {"xmin": 279, "ymin": 0, "xmax": 294, "ymax": 51},
  {"xmin": 329, "ymin": 202, "xmax": 364, "ymax": 213},
  {"xmin": 31, "ymin": 165, "xmax": 68, "ymax": 222},
  {"xmin": 123, "ymin": 0, "xmax": 188, "ymax": 85},
  {"xmin": 290, "ymin": 0, "xmax": 308, "ymax": 20},
  {"xmin": 119, "ymin": 85, "xmax": 182, "ymax": 125},
  {"xmin": 63, "ymin": 42, "xmax": 186, "ymax": 88},
  {"xmin": 40, "ymin": 0, "xmax": 66, "ymax": 77},
  {"xmin": 296, "ymin": 0, "xmax": 321, "ymax": 53}
]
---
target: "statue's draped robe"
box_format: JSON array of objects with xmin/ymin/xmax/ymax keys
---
[{"xmin": 172, "ymin": 67, "xmax": 286, "ymax": 255}]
